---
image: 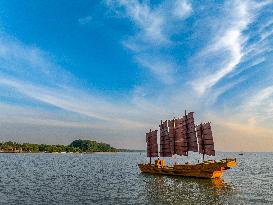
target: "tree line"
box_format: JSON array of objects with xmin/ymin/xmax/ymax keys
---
[{"xmin": 0, "ymin": 139, "xmax": 117, "ymax": 153}]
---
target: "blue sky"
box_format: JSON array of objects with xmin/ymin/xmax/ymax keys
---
[{"xmin": 0, "ymin": 0, "xmax": 273, "ymax": 151}]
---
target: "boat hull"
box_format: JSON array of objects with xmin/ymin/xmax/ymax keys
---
[{"xmin": 138, "ymin": 159, "xmax": 236, "ymax": 179}]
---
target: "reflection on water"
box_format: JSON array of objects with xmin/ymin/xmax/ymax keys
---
[
  {"xmin": 211, "ymin": 178, "xmax": 225, "ymax": 188},
  {"xmin": 142, "ymin": 174, "xmax": 237, "ymax": 205}
]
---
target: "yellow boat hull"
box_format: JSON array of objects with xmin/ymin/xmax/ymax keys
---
[{"xmin": 138, "ymin": 159, "xmax": 236, "ymax": 179}]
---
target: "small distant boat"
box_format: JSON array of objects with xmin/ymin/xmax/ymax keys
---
[
  {"xmin": 138, "ymin": 111, "xmax": 236, "ymax": 179},
  {"xmin": 239, "ymin": 153, "xmax": 243, "ymax": 156}
]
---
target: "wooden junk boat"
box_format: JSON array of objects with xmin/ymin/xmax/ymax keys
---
[{"xmin": 138, "ymin": 111, "xmax": 236, "ymax": 179}]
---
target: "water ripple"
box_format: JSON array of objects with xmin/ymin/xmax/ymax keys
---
[{"xmin": 0, "ymin": 152, "xmax": 272, "ymax": 204}]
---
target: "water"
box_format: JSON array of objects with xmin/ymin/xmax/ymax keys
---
[{"xmin": 0, "ymin": 152, "xmax": 272, "ymax": 205}]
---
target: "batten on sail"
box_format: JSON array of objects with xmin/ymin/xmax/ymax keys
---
[
  {"xmin": 146, "ymin": 130, "xmax": 158, "ymax": 157},
  {"xmin": 197, "ymin": 122, "xmax": 215, "ymax": 156}
]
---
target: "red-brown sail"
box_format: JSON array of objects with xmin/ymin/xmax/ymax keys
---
[
  {"xmin": 146, "ymin": 130, "xmax": 158, "ymax": 157},
  {"xmin": 159, "ymin": 112, "xmax": 199, "ymax": 157},
  {"xmin": 185, "ymin": 112, "xmax": 198, "ymax": 152},
  {"xmin": 168, "ymin": 119, "xmax": 175, "ymax": 155},
  {"xmin": 197, "ymin": 122, "xmax": 215, "ymax": 156},
  {"xmin": 159, "ymin": 120, "xmax": 172, "ymax": 157},
  {"xmin": 174, "ymin": 117, "xmax": 188, "ymax": 156}
]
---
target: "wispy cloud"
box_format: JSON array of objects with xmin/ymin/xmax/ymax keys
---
[
  {"xmin": 191, "ymin": 0, "xmax": 273, "ymax": 96},
  {"xmin": 244, "ymin": 85, "xmax": 273, "ymax": 122},
  {"xmin": 108, "ymin": 0, "xmax": 165, "ymax": 44},
  {"xmin": 0, "ymin": 76, "xmax": 152, "ymax": 129},
  {"xmin": 0, "ymin": 34, "xmax": 154, "ymax": 131},
  {"xmin": 191, "ymin": 0, "xmax": 253, "ymax": 95},
  {"xmin": 78, "ymin": 15, "xmax": 92, "ymax": 25},
  {"xmin": 0, "ymin": 103, "xmax": 108, "ymax": 129},
  {"xmin": 135, "ymin": 55, "xmax": 177, "ymax": 85},
  {"xmin": 0, "ymin": 36, "xmax": 73, "ymax": 85},
  {"xmin": 106, "ymin": 0, "xmax": 192, "ymax": 84},
  {"xmin": 172, "ymin": 0, "xmax": 192, "ymax": 19}
]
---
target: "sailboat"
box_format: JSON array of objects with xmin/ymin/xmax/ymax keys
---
[{"xmin": 138, "ymin": 111, "xmax": 236, "ymax": 179}]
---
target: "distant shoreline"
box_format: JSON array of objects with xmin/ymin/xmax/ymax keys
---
[
  {"xmin": 0, "ymin": 139, "xmax": 144, "ymax": 153},
  {"xmin": 0, "ymin": 151, "xmax": 145, "ymax": 154}
]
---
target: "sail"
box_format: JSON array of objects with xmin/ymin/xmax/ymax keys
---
[
  {"xmin": 159, "ymin": 120, "xmax": 172, "ymax": 157},
  {"xmin": 196, "ymin": 122, "xmax": 215, "ymax": 156},
  {"xmin": 174, "ymin": 117, "xmax": 188, "ymax": 156},
  {"xmin": 146, "ymin": 130, "xmax": 159, "ymax": 157},
  {"xmin": 185, "ymin": 112, "xmax": 198, "ymax": 152},
  {"xmin": 146, "ymin": 111, "xmax": 216, "ymax": 160}
]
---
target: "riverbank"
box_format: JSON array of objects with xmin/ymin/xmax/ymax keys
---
[
  {"xmin": 0, "ymin": 139, "xmax": 117, "ymax": 153},
  {"xmin": 0, "ymin": 139, "xmax": 144, "ymax": 153}
]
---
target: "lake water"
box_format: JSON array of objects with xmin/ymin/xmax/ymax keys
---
[{"xmin": 0, "ymin": 152, "xmax": 272, "ymax": 204}]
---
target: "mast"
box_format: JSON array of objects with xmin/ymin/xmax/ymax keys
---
[
  {"xmin": 201, "ymin": 123, "xmax": 204, "ymax": 161},
  {"xmin": 173, "ymin": 118, "xmax": 176, "ymax": 164},
  {"xmin": 184, "ymin": 110, "xmax": 189, "ymax": 157},
  {"xmin": 171, "ymin": 118, "xmax": 175, "ymax": 157},
  {"xmin": 149, "ymin": 129, "xmax": 151, "ymax": 164}
]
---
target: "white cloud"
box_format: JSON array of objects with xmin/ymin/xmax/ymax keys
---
[
  {"xmin": 78, "ymin": 15, "xmax": 92, "ymax": 25},
  {"xmin": 260, "ymin": 29, "xmax": 273, "ymax": 41},
  {"xmin": 0, "ymin": 104, "xmax": 107, "ymax": 129},
  {"xmin": 173, "ymin": 0, "xmax": 192, "ymax": 19},
  {"xmin": 111, "ymin": 0, "xmax": 167, "ymax": 44},
  {"xmin": 136, "ymin": 55, "xmax": 177, "ymax": 84},
  {"xmin": 106, "ymin": 0, "xmax": 192, "ymax": 84},
  {"xmin": 0, "ymin": 77, "xmax": 150, "ymax": 128},
  {"xmin": 258, "ymin": 19, "xmax": 273, "ymax": 33},
  {"xmin": 229, "ymin": 57, "xmax": 266, "ymax": 78},
  {"xmin": 247, "ymin": 85, "xmax": 273, "ymax": 107},
  {"xmin": 192, "ymin": 0, "xmax": 252, "ymax": 95},
  {"xmin": 0, "ymin": 36, "xmax": 73, "ymax": 85},
  {"xmin": 244, "ymin": 85, "xmax": 273, "ymax": 122},
  {"xmin": 0, "ymin": 35, "xmax": 154, "ymax": 131},
  {"xmin": 114, "ymin": 0, "xmax": 192, "ymax": 45}
]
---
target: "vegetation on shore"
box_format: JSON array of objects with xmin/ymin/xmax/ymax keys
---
[{"xmin": 0, "ymin": 139, "xmax": 117, "ymax": 153}]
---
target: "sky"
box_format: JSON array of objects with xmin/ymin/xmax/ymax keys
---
[{"xmin": 0, "ymin": 0, "xmax": 273, "ymax": 151}]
